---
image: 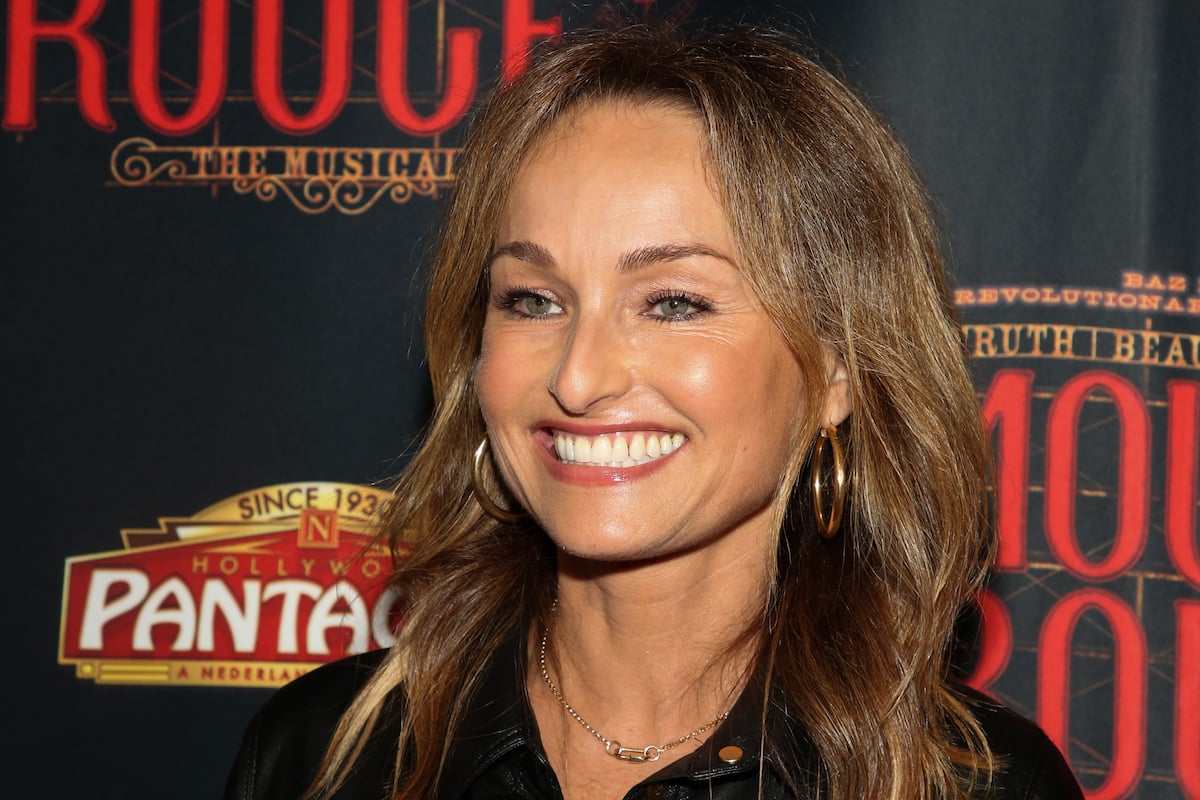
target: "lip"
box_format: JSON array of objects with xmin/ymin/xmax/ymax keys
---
[
  {"xmin": 532, "ymin": 424, "xmax": 683, "ymax": 485},
  {"xmin": 535, "ymin": 420, "xmax": 678, "ymax": 437}
]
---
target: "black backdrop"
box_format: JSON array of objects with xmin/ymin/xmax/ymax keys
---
[{"xmin": 5, "ymin": 1, "xmax": 1197, "ymax": 798}]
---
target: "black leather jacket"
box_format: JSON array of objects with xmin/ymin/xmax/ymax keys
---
[{"xmin": 226, "ymin": 637, "xmax": 1085, "ymax": 800}]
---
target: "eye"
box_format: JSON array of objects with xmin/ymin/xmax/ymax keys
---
[
  {"xmin": 494, "ymin": 287, "xmax": 563, "ymax": 319},
  {"xmin": 647, "ymin": 292, "xmax": 711, "ymax": 321},
  {"xmin": 519, "ymin": 294, "xmax": 560, "ymax": 316}
]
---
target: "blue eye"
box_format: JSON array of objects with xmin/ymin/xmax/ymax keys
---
[
  {"xmin": 648, "ymin": 292, "xmax": 710, "ymax": 320},
  {"xmin": 494, "ymin": 287, "xmax": 562, "ymax": 318},
  {"xmin": 654, "ymin": 297, "xmax": 695, "ymax": 317},
  {"xmin": 520, "ymin": 295, "xmax": 558, "ymax": 316}
]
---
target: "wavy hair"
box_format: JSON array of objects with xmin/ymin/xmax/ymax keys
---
[{"xmin": 309, "ymin": 24, "xmax": 996, "ymax": 800}]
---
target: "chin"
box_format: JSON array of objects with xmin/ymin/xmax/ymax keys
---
[{"xmin": 547, "ymin": 528, "xmax": 684, "ymax": 567}]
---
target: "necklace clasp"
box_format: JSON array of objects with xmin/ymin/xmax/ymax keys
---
[{"xmin": 606, "ymin": 742, "xmax": 663, "ymax": 763}]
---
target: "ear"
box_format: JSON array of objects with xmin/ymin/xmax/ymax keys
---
[{"xmin": 821, "ymin": 348, "xmax": 852, "ymax": 428}]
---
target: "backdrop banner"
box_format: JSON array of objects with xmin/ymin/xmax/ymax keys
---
[{"xmin": 5, "ymin": 1, "xmax": 1196, "ymax": 798}]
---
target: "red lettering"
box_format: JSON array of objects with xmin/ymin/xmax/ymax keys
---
[
  {"xmin": 129, "ymin": 0, "xmax": 228, "ymax": 135},
  {"xmin": 1177, "ymin": 600, "xmax": 1200, "ymax": 798},
  {"xmin": 980, "ymin": 369, "xmax": 1034, "ymax": 570},
  {"xmin": 3, "ymin": 0, "xmax": 113, "ymax": 131},
  {"xmin": 1045, "ymin": 371, "xmax": 1149, "ymax": 579},
  {"xmin": 1165, "ymin": 380, "xmax": 1200, "ymax": 589},
  {"xmin": 376, "ymin": 0, "xmax": 480, "ymax": 136},
  {"xmin": 253, "ymin": 0, "xmax": 352, "ymax": 135},
  {"xmin": 963, "ymin": 589, "xmax": 1011, "ymax": 696},
  {"xmin": 1039, "ymin": 589, "xmax": 1146, "ymax": 799},
  {"xmin": 501, "ymin": 0, "xmax": 561, "ymax": 83}
]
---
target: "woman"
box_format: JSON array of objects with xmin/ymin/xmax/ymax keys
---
[{"xmin": 226, "ymin": 25, "xmax": 1085, "ymax": 800}]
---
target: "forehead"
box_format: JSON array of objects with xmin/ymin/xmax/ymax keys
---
[
  {"xmin": 498, "ymin": 101, "xmax": 730, "ymax": 248},
  {"xmin": 521, "ymin": 99, "xmax": 712, "ymax": 183},
  {"xmin": 534, "ymin": 97, "xmax": 705, "ymax": 151}
]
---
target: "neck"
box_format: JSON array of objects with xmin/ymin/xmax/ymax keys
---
[{"xmin": 536, "ymin": 545, "xmax": 771, "ymax": 746}]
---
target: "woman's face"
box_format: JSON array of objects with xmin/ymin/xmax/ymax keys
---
[{"xmin": 477, "ymin": 101, "xmax": 829, "ymax": 565}]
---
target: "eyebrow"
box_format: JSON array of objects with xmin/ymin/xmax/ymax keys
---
[
  {"xmin": 617, "ymin": 243, "xmax": 736, "ymax": 273},
  {"xmin": 488, "ymin": 241, "xmax": 737, "ymax": 273},
  {"xmin": 489, "ymin": 240, "xmax": 556, "ymax": 270}
]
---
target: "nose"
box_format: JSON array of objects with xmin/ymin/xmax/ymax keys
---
[{"xmin": 548, "ymin": 312, "xmax": 635, "ymax": 415}]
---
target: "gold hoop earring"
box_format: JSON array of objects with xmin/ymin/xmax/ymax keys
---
[
  {"xmin": 811, "ymin": 425, "xmax": 847, "ymax": 538},
  {"xmin": 472, "ymin": 437, "xmax": 524, "ymax": 523}
]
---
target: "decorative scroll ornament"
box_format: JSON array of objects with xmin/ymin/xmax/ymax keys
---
[{"xmin": 110, "ymin": 137, "xmax": 458, "ymax": 215}]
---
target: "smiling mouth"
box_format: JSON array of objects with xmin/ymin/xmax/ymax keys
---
[{"xmin": 551, "ymin": 431, "xmax": 687, "ymax": 467}]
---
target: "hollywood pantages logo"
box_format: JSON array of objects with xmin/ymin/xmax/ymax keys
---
[{"xmin": 59, "ymin": 482, "xmax": 403, "ymax": 687}]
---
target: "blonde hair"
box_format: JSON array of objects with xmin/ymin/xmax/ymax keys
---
[{"xmin": 310, "ymin": 24, "xmax": 995, "ymax": 800}]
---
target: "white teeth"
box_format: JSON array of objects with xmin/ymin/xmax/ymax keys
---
[
  {"xmin": 629, "ymin": 433, "xmax": 646, "ymax": 460},
  {"xmin": 553, "ymin": 431, "xmax": 687, "ymax": 467}
]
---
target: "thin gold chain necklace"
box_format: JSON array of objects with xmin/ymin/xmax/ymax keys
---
[{"xmin": 537, "ymin": 602, "xmax": 729, "ymax": 764}]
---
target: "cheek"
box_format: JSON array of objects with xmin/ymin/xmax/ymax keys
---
[
  {"xmin": 661, "ymin": 339, "xmax": 793, "ymax": 412},
  {"xmin": 475, "ymin": 331, "xmax": 515, "ymax": 426},
  {"xmin": 669, "ymin": 337, "xmax": 807, "ymax": 465},
  {"xmin": 476, "ymin": 327, "xmax": 557, "ymax": 434},
  {"xmin": 669, "ymin": 350, "xmax": 719, "ymax": 398}
]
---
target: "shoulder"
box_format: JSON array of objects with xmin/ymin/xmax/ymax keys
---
[
  {"xmin": 224, "ymin": 649, "xmax": 397, "ymax": 800},
  {"xmin": 956, "ymin": 686, "xmax": 1085, "ymax": 800}
]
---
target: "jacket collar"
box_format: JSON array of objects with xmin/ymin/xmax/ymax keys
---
[{"xmin": 436, "ymin": 633, "xmax": 532, "ymax": 799}]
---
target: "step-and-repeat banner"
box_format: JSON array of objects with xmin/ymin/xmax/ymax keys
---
[{"xmin": 5, "ymin": 1, "xmax": 1196, "ymax": 797}]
